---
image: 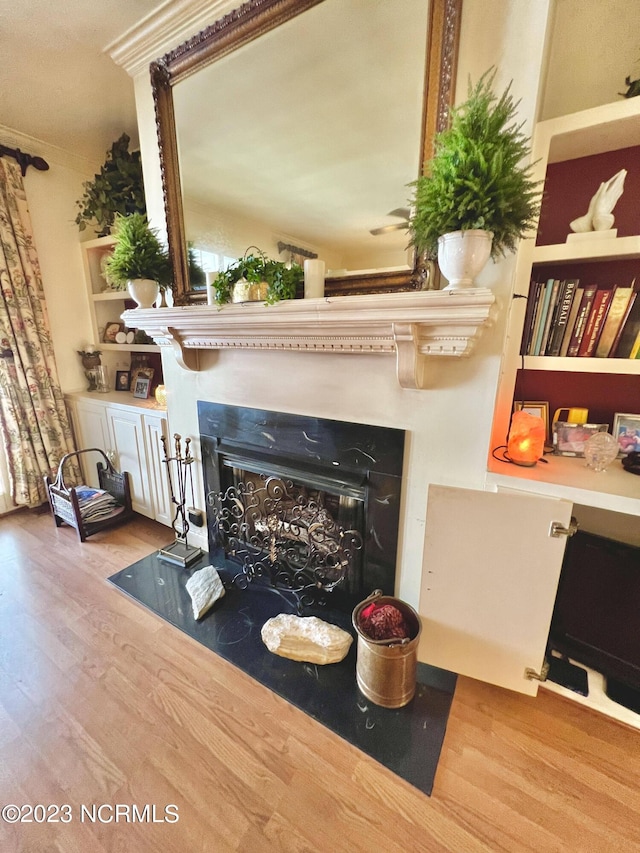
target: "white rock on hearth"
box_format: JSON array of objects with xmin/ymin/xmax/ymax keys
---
[
  {"xmin": 185, "ymin": 565, "xmax": 225, "ymax": 620},
  {"xmin": 261, "ymin": 614, "xmax": 353, "ymax": 664}
]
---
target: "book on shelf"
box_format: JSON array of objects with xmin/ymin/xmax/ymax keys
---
[
  {"xmin": 577, "ymin": 287, "xmax": 614, "ymax": 357},
  {"xmin": 546, "ymin": 278, "xmax": 579, "ymax": 357},
  {"xmin": 520, "ymin": 279, "xmax": 543, "ymax": 355},
  {"xmin": 566, "ymin": 283, "xmax": 598, "ymax": 357},
  {"xmin": 594, "ymin": 284, "xmax": 636, "ymax": 358},
  {"xmin": 539, "ymin": 278, "xmax": 562, "ymax": 356},
  {"xmin": 611, "ymin": 288, "xmax": 640, "ymax": 358},
  {"xmin": 531, "ymin": 278, "xmax": 557, "ymax": 356},
  {"xmin": 559, "ymin": 285, "xmax": 584, "ymax": 357},
  {"xmin": 629, "ymin": 328, "xmax": 640, "ymax": 359},
  {"xmin": 525, "ymin": 278, "xmax": 549, "ymax": 355}
]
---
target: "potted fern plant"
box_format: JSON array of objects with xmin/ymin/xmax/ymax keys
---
[
  {"xmin": 103, "ymin": 213, "xmax": 172, "ymax": 308},
  {"xmin": 409, "ymin": 69, "xmax": 541, "ymax": 289},
  {"xmin": 211, "ymin": 247, "xmax": 303, "ymax": 306}
]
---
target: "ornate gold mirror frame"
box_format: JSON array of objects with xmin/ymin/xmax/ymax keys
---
[{"xmin": 151, "ymin": 0, "xmax": 462, "ymax": 305}]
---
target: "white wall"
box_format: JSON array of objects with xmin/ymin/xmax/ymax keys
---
[
  {"xmin": 0, "ymin": 126, "xmax": 100, "ymax": 393},
  {"xmin": 541, "ymin": 0, "xmax": 639, "ymax": 120}
]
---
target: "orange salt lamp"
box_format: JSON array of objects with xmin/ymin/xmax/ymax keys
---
[{"xmin": 507, "ymin": 410, "xmax": 546, "ymax": 466}]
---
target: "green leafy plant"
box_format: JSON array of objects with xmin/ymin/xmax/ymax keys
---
[
  {"xmin": 74, "ymin": 133, "xmax": 146, "ymax": 236},
  {"xmin": 409, "ymin": 69, "xmax": 541, "ymax": 260},
  {"xmin": 212, "ymin": 248, "xmax": 303, "ymax": 306},
  {"xmin": 103, "ymin": 213, "xmax": 172, "ymax": 291}
]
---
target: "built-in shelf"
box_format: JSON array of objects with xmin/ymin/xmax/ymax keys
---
[
  {"xmin": 92, "ymin": 290, "xmax": 130, "ymax": 302},
  {"xmin": 487, "ymin": 454, "xmax": 639, "ymax": 517},
  {"xmin": 122, "ymin": 289, "xmax": 496, "ymax": 389},
  {"xmin": 542, "ymin": 664, "xmax": 640, "ymax": 732},
  {"xmin": 522, "ymin": 356, "xmax": 639, "ymax": 374},
  {"xmin": 99, "ymin": 342, "xmax": 161, "ymax": 353},
  {"xmin": 532, "ymin": 234, "xmax": 640, "ymax": 265}
]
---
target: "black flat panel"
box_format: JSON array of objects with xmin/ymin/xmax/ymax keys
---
[{"xmin": 109, "ymin": 552, "xmax": 456, "ymax": 797}]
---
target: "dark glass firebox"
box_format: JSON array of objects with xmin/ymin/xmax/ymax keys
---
[{"xmin": 198, "ymin": 402, "xmax": 405, "ymax": 610}]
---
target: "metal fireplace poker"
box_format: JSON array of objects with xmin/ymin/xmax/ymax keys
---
[{"xmin": 158, "ymin": 433, "xmax": 203, "ymax": 567}]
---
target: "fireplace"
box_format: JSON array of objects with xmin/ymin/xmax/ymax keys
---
[{"xmin": 198, "ymin": 402, "xmax": 405, "ymax": 610}]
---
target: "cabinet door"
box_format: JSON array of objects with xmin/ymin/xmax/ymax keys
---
[
  {"xmin": 143, "ymin": 413, "xmax": 173, "ymax": 527},
  {"xmin": 418, "ymin": 484, "xmax": 573, "ymax": 696},
  {"xmin": 71, "ymin": 400, "xmax": 112, "ymax": 488},
  {"xmin": 106, "ymin": 408, "xmax": 153, "ymax": 517}
]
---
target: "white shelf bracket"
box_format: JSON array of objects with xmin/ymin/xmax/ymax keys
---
[
  {"xmin": 162, "ymin": 326, "xmax": 199, "ymax": 371},
  {"xmin": 393, "ymin": 322, "xmax": 428, "ymax": 389}
]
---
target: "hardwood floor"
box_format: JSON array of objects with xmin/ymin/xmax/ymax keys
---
[{"xmin": 1, "ymin": 508, "xmax": 639, "ymax": 853}]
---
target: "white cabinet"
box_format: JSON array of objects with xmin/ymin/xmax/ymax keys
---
[
  {"xmin": 142, "ymin": 410, "xmax": 173, "ymax": 527},
  {"xmin": 80, "ymin": 235, "xmax": 160, "ymax": 355},
  {"xmin": 66, "ymin": 392, "xmax": 171, "ymax": 526},
  {"xmin": 418, "ymin": 485, "xmax": 573, "ymax": 695},
  {"xmin": 105, "ymin": 406, "xmax": 154, "ymax": 517}
]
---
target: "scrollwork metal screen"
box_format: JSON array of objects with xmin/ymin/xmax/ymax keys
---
[{"xmin": 208, "ymin": 471, "xmax": 363, "ymax": 597}]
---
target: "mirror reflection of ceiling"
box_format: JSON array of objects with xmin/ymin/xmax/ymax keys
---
[{"xmin": 173, "ymin": 0, "xmax": 428, "ymax": 270}]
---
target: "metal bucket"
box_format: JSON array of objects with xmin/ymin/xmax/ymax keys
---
[{"xmin": 352, "ymin": 590, "xmax": 422, "ymax": 709}]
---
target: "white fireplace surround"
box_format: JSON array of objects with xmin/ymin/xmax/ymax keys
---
[{"xmin": 123, "ymin": 288, "xmax": 496, "ymax": 389}]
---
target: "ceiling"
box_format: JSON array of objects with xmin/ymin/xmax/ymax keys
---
[{"xmin": 0, "ymin": 0, "xmax": 165, "ymax": 163}]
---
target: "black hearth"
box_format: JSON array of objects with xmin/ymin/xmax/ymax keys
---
[
  {"xmin": 198, "ymin": 402, "xmax": 405, "ymax": 610},
  {"xmin": 108, "ymin": 404, "xmax": 456, "ymax": 798}
]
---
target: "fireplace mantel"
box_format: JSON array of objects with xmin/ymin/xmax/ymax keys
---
[{"xmin": 122, "ymin": 289, "xmax": 496, "ymax": 389}]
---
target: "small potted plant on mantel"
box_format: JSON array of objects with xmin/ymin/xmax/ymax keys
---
[
  {"xmin": 211, "ymin": 247, "xmax": 303, "ymax": 306},
  {"xmin": 409, "ymin": 69, "xmax": 541, "ymax": 290},
  {"xmin": 103, "ymin": 213, "xmax": 172, "ymax": 308}
]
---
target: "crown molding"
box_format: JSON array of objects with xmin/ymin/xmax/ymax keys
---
[
  {"xmin": 0, "ymin": 124, "xmax": 94, "ymax": 175},
  {"xmin": 106, "ymin": 0, "xmax": 237, "ymax": 77}
]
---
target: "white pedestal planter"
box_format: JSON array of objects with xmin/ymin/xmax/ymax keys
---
[{"xmin": 437, "ymin": 230, "xmax": 493, "ymax": 290}]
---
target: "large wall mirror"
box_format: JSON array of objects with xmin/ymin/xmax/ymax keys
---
[{"xmin": 151, "ymin": 0, "xmax": 462, "ymax": 305}]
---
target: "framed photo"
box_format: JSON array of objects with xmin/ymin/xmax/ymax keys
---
[
  {"xmin": 133, "ymin": 376, "xmax": 151, "ymax": 399},
  {"xmin": 612, "ymin": 413, "xmax": 640, "ymax": 455},
  {"xmin": 129, "ymin": 366, "xmax": 154, "ymax": 393},
  {"xmin": 552, "ymin": 422, "xmax": 608, "ymax": 457},
  {"xmin": 103, "ymin": 321, "xmax": 124, "ymax": 343},
  {"xmin": 115, "ymin": 369, "xmax": 131, "ymax": 392},
  {"xmin": 514, "ymin": 400, "xmax": 549, "ymax": 438}
]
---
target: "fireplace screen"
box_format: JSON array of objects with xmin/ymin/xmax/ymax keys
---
[
  {"xmin": 208, "ymin": 459, "xmax": 364, "ymax": 597},
  {"xmin": 199, "ymin": 402, "xmax": 405, "ymax": 606}
]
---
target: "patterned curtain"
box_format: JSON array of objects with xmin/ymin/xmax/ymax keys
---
[{"xmin": 0, "ymin": 158, "xmax": 78, "ymax": 507}]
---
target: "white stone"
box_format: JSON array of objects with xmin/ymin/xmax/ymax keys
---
[
  {"xmin": 185, "ymin": 565, "xmax": 225, "ymax": 620},
  {"xmin": 261, "ymin": 614, "xmax": 353, "ymax": 664}
]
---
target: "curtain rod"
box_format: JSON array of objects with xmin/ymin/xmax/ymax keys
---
[{"xmin": 0, "ymin": 144, "xmax": 49, "ymax": 176}]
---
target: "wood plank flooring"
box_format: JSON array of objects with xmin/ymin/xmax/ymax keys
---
[{"xmin": 1, "ymin": 507, "xmax": 639, "ymax": 852}]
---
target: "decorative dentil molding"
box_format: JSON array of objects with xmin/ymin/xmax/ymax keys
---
[{"xmin": 122, "ymin": 289, "xmax": 496, "ymax": 390}]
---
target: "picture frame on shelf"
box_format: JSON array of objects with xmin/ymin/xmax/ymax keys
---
[
  {"xmin": 514, "ymin": 400, "xmax": 549, "ymax": 439},
  {"xmin": 133, "ymin": 376, "xmax": 152, "ymax": 399},
  {"xmin": 612, "ymin": 413, "xmax": 640, "ymax": 455},
  {"xmin": 103, "ymin": 321, "xmax": 124, "ymax": 343},
  {"xmin": 552, "ymin": 422, "xmax": 608, "ymax": 457},
  {"xmin": 129, "ymin": 366, "xmax": 154, "ymax": 393},
  {"xmin": 115, "ymin": 369, "xmax": 131, "ymax": 392}
]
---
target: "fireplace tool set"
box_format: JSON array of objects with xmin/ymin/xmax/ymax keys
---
[{"xmin": 158, "ymin": 433, "xmax": 203, "ymax": 567}]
